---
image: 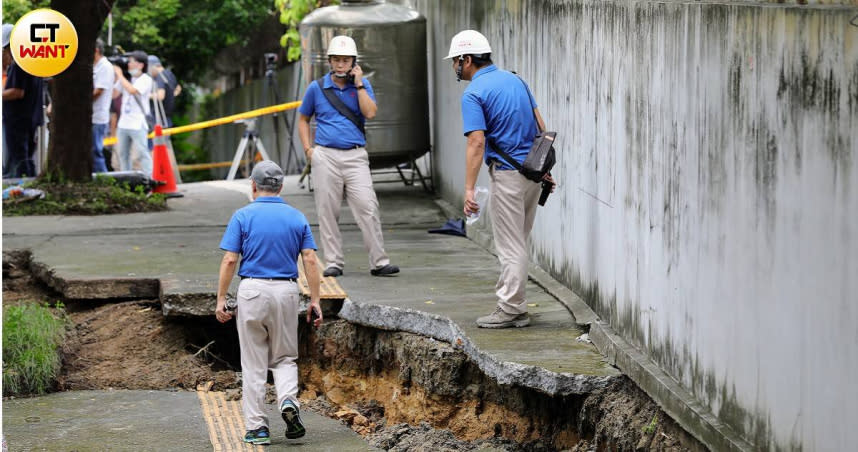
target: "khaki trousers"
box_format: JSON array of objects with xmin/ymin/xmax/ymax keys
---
[
  {"xmin": 236, "ymin": 278, "xmax": 300, "ymax": 430},
  {"xmin": 489, "ymin": 167, "xmax": 541, "ymax": 315},
  {"xmin": 311, "ymin": 145, "xmax": 390, "ymax": 270}
]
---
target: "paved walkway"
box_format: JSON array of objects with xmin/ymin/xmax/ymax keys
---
[
  {"xmin": 2, "ymin": 176, "xmax": 620, "ymax": 450},
  {"xmin": 2, "ymin": 390, "xmax": 374, "ymax": 451}
]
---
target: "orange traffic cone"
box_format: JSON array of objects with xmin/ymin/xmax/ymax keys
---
[{"xmin": 151, "ymin": 125, "xmax": 183, "ymax": 198}]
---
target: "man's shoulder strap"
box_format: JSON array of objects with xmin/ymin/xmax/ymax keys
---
[
  {"xmin": 486, "ymin": 139, "xmax": 523, "ymax": 172},
  {"xmin": 315, "ymin": 78, "xmax": 365, "ymax": 137},
  {"xmin": 485, "ymin": 72, "xmax": 539, "ymax": 170}
]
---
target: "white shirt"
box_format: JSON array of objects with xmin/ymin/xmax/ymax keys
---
[
  {"xmin": 92, "ymin": 56, "xmax": 115, "ymax": 124},
  {"xmin": 116, "ymin": 73, "xmax": 153, "ymax": 131}
]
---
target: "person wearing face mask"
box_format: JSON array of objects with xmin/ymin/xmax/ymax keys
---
[
  {"xmin": 297, "ymin": 35, "xmax": 399, "ymax": 278},
  {"xmin": 445, "ymin": 30, "xmax": 555, "ymax": 329},
  {"xmin": 112, "ymin": 50, "xmax": 154, "ymax": 176}
]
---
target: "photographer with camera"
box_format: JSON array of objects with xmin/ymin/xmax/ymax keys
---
[
  {"xmin": 111, "ymin": 50, "xmax": 154, "ymax": 176},
  {"xmin": 445, "ymin": 30, "xmax": 555, "ymax": 329},
  {"xmin": 297, "ymin": 35, "xmax": 399, "ymax": 278},
  {"xmin": 216, "ymin": 161, "xmax": 322, "ymax": 445}
]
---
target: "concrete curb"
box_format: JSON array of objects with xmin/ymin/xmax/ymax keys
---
[
  {"xmin": 338, "ymin": 298, "xmax": 613, "ymax": 396},
  {"xmin": 434, "ymin": 198, "xmax": 752, "ymax": 451}
]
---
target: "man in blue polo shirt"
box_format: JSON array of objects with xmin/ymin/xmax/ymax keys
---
[
  {"xmin": 216, "ymin": 161, "xmax": 322, "ymax": 445},
  {"xmin": 445, "ymin": 30, "xmax": 554, "ymax": 329},
  {"xmin": 297, "ymin": 35, "xmax": 399, "ymax": 279}
]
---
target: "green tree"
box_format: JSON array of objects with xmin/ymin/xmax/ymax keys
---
[
  {"xmin": 108, "ymin": 0, "xmax": 271, "ymax": 82},
  {"xmin": 275, "ymin": 0, "xmax": 338, "ymax": 62},
  {"xmin": 5, "ymin": 0, "xmax": 272, "ymax": 180},
  {"xmin": 44, "ymin": 0, "xmax": 117, "ymax": 182},
  {"xmin": 1, "ymin": 0, "xmax": 49, "ymax": 24}
]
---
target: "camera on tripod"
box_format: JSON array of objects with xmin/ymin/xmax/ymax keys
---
[{"xmin": 264, "ymin": 53, "xmax": 278, "ymax": 68}]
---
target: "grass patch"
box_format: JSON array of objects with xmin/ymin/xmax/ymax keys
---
[
  {"xmin": 3, "ymin": 175, "xmax": 168, "ymax": 216},
  {"xmin": 642, "ymin": 414, "xmax": 658, "ymax": 435},
  {"xmin": 2, "ymin": 301, "xmax": 69, "ymax": 396}
]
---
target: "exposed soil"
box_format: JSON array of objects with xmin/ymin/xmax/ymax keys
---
[
  {"xmin": 59, "ymin": 301, "xmax": 238, "ymax": 392},
  {"xmin": 297, "ymin": 321, "xmax": 706, "ymax": 451},
  {"xmin": 2, "ymin": 250, "xmax": 50, "ymax": 305},
  {"xmin": 3, "ymin": 250, "xmax": 237, "ymax": 393}
]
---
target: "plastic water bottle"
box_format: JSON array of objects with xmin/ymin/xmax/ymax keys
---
[
  {"xmin": 466, "ymin": 186, "xmax": 489, "ymax": 225},
  {"xmin": 225, "ymin": 293, "xmax": 238, "ymax": 312}
]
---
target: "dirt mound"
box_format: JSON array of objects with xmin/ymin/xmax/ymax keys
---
[
  {"xmin": 2, "ymin": 250, "xmax": 50, "ymax": 305},
  {"xmin": 368, "ymin": 422, "xmax": 523, "ymax": 452},
  {"xmin": 572, "ymin": 377, "xmax": 697, "ymax": 451},
  {"xmin": 60, "ymin": 301, "xmax": 238, "ymax": 391},
  {"xmin": 3, "ymin": 250, "xmax": 239, "ymax": 393},
  {"xmin": 3, "ymin": 250, "xmax": 238, "ymax": 391}
]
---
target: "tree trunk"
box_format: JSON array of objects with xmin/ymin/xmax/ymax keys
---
[{"xmin": 46, "ymin": 0, "xmax": 115, "ymax": 182}]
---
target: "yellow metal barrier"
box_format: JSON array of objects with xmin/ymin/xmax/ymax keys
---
[
  {"xmin": 103, "ymin": 100, "xmax": 302, "ymax": 147},
  {"xmin": 176, "ymin": 161, "xmax": 245, "ymax": 171}
]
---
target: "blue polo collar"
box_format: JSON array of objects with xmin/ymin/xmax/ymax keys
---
[
  {"xmin": 254, "ymin": 196, "xmax": 285, "ymax": 204},
  {"xmin": 322, "ymin": 72, "xmax": 355, "ymax": 90},
  {"xmin": 472, "ymin": 64, "xmax": 497, "ymax": 81}
]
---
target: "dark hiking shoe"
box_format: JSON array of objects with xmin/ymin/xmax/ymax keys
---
[
  {"xmin": 475, "ymin": 307, "xmax": 531, "ymax": 328},
  {"xmin": 370, "ymin": 264, "xmax": 400, "ymax": 276},
  {"xmin": 280, "ymin": 399, "xmax": 306, "ymax": 439},
  {"xmin": 323, "ymin": 266, "xmax": 343, "ymax": 277},
  {"xmin": 243, "ymin": 426, "xmax": 271, "ymax": 445}
]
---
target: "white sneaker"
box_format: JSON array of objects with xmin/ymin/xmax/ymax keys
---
[{"xmin": 475, "ymin": 307, "xmax": 530, "ymax": 328}]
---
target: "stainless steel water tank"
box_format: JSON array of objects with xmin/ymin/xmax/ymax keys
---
[{"xmin": 300, "ymin": 0, "xmax": 429, "ymax": 169}]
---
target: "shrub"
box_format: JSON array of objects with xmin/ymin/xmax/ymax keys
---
[{"xmin": 2, "ymin": 302, "xmax": 68, "ymax": 396}]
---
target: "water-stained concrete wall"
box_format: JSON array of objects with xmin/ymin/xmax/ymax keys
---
[{"xmin": 408, "ymin": 0, "xmax": 858, "ymax": 450}]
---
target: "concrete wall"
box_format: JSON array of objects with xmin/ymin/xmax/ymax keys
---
[{"xmin": 408, "ymin": 0, "xmax": 858, "ymax": 450}]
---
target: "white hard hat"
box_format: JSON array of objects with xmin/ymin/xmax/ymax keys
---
[
  {"xmin": 444, "ymin": 30, "xmax": 492, "ymax": 60},
  {"xmin": 326, "ymin": 35, "xmax": 358, "ymax": 57}
]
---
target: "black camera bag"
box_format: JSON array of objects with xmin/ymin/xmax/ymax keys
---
[{"xmin": 488, "ymin": 76, "xmax": 556, "ymax": 183}]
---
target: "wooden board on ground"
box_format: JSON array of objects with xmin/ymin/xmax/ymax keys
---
[{"xmin": 298, "ymin": 255, "xmax": 348, "ymax": 300}]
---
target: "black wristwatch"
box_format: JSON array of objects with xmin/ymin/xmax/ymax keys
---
[{"xmin": 356, "ymin": 85, "xmax": 366, "ymax": 90}]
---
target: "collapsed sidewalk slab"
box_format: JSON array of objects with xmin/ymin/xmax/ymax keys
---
[{"xmin": 2, "ymin": 179, "xmax": 620, "ymax": 401}]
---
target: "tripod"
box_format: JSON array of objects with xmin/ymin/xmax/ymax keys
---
[
  {"xmin": 226, "ymin": 118, "xmax": 271, "ymax": 180},
  {"xmin": 262, "ymin": 54, "xmax": 300, "ymax": 174}
]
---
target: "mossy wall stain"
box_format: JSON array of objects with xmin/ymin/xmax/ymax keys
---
[{"xmin": 411, "ymin": 0, "xmax": 858, "ymax": 450}]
